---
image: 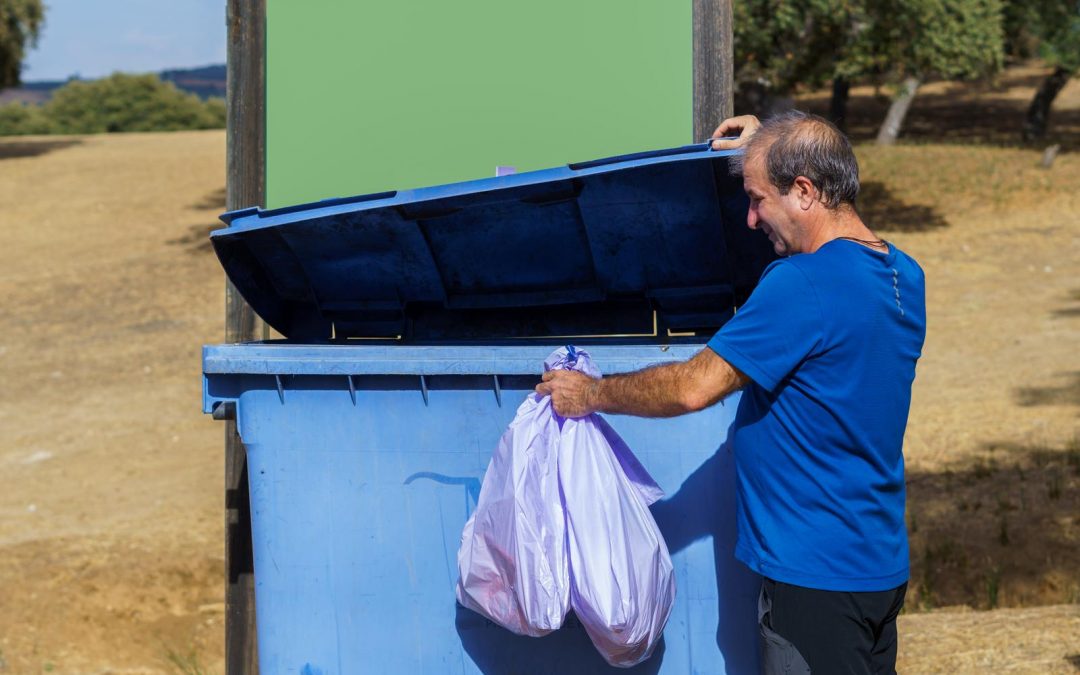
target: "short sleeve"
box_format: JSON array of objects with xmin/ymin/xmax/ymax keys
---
[{"xmin": 707, "ymin": 261, "xmax": 823, "ymax": 392}]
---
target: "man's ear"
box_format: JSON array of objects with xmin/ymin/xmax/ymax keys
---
[{"xmin": 792, "ymin": 176, "xmax": 817, "ymax": 210}]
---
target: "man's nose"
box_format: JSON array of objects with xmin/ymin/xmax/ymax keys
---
[{"xmin": 746, "ymin": 207, "xmax": 759, "ymax": 229}]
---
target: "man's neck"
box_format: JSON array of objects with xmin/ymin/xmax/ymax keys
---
[{"xmin": 806, "ymin": 207, "xmax": 879, "ymax": 253}]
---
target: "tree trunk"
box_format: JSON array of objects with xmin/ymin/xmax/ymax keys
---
[
  {"xmin": 876, "ymin": 76, "xmax": 921, "ymax": 146},
  {"xmin": 829, "ymin": 77, "xmax": 850, "ymax": 133},
  {"xmin": 1023, "ymin": 66, "xmax": 1072, "ymax": 142}
]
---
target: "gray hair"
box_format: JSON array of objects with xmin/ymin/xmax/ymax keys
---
[{"xmin": 730, "ymin": 110, "xmax": 859, "ymax": 209}]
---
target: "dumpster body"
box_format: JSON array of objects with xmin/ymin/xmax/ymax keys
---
[{"xmin": 204, "ymin": 144, "xmax": 776, "ymax": 673}]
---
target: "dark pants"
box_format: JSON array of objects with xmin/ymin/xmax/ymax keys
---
[{"xmin": 758, "ymin": 577, "xmax": 907, "ymax": 674}]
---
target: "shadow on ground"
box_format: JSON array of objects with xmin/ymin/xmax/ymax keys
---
[
  {"xmin": 1016, "ymin": 371, "xmax": 1080, "ymax": 408},
  {"xmin": 908, "ymin": 286, "xmax": 1079, "ymax": 611},
  {"xmin": 191, "ymin": 187, "xmax": 226, "ymax": 211},
  {"xmin": 906, "ymin": 437, "xmax": 1080, "ymax": 611},
  {"xmin": 167, "ymin": 223, "xmax": 217, "ymax": 254},
  {"xmin": 800, "ymin": 67, "xmax": 1080, "ymax": 151},
  {"xmin": 858, "ymin": 181, "xmax": 950, "ymax": 232},
  {"xmin": 168, "ymin": 187, "xmax": 227, "ymax": 254},
  {"xmin": 1053, "ymin": 289, "xmax": 1080, "ymax": 319},
  {"xmin": 0, "ymin": 138, "xmax": 82, "ymax": 160},
  {"xmin": 907, "ymin": 301, "xmax": 1080, "ymax": 610}
]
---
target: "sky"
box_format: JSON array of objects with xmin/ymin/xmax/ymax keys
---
[{"xmin": 22, "ymin": 0, "xmax": 226, "ymax": 81}]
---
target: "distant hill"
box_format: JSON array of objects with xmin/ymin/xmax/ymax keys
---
[
  {"xmin": 0, "ymin": 79, "xmax": 61, "ymax": 105},
  {"xmin": 0, "ymin": 64, "xmax": 226, "ymax": 106},
  {"xmin": 160, "ymin": 64, "xmax": 226, "ymax": 100}
]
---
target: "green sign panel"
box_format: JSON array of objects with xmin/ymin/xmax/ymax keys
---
[{"xmin": 266, "ymin": 1, "xmax": 691, "ymax": 208}]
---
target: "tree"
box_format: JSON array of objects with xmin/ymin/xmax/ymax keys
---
[
  {"xmin": 0, "ymin": 100, "xmax": 53, "ymax": 134},
  {"xmin": 730, "ymin": 0, "xmax": 1005, "ymax": 141},
  {"xmin": 732, "ymin": 0, "xmax": 858, "ymax": 119},
  {"xmin": 733, "ymin": 0, "xmax": 855, "ymax": 94},
  {"xmin": 1008, "ymin": 0, "xmax": 1080, "ymax": 140},
  {"xmin": 0, "ymin": 0, "xmax": 44, "ymax": 90},
  {"xmin": 44, "ymin": 73, "xmax": 225, "ymax": 134},
  {"xmin": 844, "ymin": 0, "xmax": 1005, "ymax": 144}
]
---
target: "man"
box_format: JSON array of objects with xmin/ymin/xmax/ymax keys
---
[{"xmin": 536, "ymin": 111, "xmax": 925, "ymax": 674}]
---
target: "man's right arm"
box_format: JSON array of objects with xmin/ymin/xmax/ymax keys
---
[
  {"xmin": 536, "ymin": 347, "xmax": 748, "ymax": 419},
  {"xmin": 590, "ymin": 347, "xmax": 748, "ymax": 417}
]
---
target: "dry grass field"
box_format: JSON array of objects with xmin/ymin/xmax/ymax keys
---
[{"xmin": 0, "ymin": 63, "xmax": 1077, "ymax": 673}]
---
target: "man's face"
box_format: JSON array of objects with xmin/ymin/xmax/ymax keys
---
[{"xmin": 742, "ymin": 153, "xmax": 805, "ymax": 256}]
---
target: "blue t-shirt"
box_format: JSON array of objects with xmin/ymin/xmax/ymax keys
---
[{"xmin": 707, "ymin": 239, "xmax": 926, "ymax": 591}]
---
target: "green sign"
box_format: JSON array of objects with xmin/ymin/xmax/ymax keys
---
[{"xmin": 266, "ymin": 0, "xmax": 691, "ymax": 208}]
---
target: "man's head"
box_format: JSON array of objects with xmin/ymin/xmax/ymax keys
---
[{"xmin": 732, "ymin": 111, "xmax": 859, "ymax": 256}]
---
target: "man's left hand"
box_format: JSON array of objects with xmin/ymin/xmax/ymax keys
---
[
  {"xmin": 535, "ymin": 370, "xmax": 599, "ymax": 418},
  {"xmin": 710, "ymin": 115, "xmax": 761, "ymax": 150}
]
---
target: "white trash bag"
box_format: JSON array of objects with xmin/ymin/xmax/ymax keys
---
[
  {"xmin": 455, "ymin": 389, "xmax": 570, "ymax": 637},
  {"xmin": 456, "ymin": 346, "xmax": 676, "ymax": 667}
]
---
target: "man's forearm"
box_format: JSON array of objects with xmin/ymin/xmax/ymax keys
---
[
  {"xmin": 587, "ymin": 351, "xmax": 746, "ymax": 418},
  {"xmin": 588, "ymin": 363, "xmax": 691, "ymax": 418}
]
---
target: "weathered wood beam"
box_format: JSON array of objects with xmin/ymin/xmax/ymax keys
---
[
  {"xmin": 225, "ymin": 0, "xmax": 265, "ymax": 672},
  {"xmin": 693, "ymin": 0, "xmax": 735, "ymax": 142}
]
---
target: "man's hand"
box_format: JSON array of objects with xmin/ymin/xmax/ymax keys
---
[
  {"xmin": 710, "ymin": 115, "xmax": 762, "ymax": 150},
  {"xmin": 535, "ymin": 370, "xmax": 599, "ymax": 418}
]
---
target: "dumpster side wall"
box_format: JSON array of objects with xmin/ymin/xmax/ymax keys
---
[{"xmin": 224, "ymin": 373, "xmax": 760, "ymax": 674}]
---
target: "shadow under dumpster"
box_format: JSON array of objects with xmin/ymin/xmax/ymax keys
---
[{"xmin": 456, "ymin": 608, "xmax": 666, "ymax": 675}]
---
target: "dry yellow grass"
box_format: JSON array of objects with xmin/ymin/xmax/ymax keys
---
[
  {"xmin": 0, "ymin": 67, "xmax": 1078, "ymax": 672},
  {"xmin": 0, "ymin": 130, "xmax": 227, "ymax": 673},
  {"xmin": 898, "ymin": 604, "xmax": 1080, "ymax": 673}
]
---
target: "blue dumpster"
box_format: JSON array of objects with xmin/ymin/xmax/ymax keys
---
[{"xmin": 203, "ymin": 143, "xmax": 776, "ymax": 674}]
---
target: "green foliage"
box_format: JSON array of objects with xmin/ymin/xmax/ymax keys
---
[
  {"xmin": 843, "ymin": 0, "xmax": 1004, "ymax": 83},
  {"xmin": 43, "ymin": 73, "xmax": 224, "ymax": 134},
  {"xmin": 1004, "ymin": 1, "xmax": 1080, "ymax": 71},
  {"xmin": 733, "ymin": 0, "xmax": 858, "ymax": 92},
  {"xmin": 1003, "ymin": 0, "xmax": 1042, "ymax": 57},
  {"xmin": 1038, "ymin": 2, "xmax": 1080, "ymax": 71},
  {"xmin": 0, "ymin": 0, "xmax": 44, "ymax": 89},
  {"xmin": 0, "ymin": 100, "xmax": 53, "ymax": 134},
  {"xmin": 203, "ymin": 96, "xmax": 226, "ymax": 127},
  {"xmin": 0, "ymin": 74, "xmax": 226, "ymax": 136},
  {"xmin": 733, "ymin": 0, "xmax": 1005, "ymax": 95}
]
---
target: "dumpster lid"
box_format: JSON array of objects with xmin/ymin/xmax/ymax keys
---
[{"xmin": 212, "ymin": 142, "xmax": 775, "ymax": 342}]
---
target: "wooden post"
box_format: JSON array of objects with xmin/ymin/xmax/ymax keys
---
[
  {"xmin": 225, "ymin": 0, "xmax": 265, "ymax": 672},
  {"xmin": 693, "ymin": 0, "xmax": 735, "ymax": 142}
]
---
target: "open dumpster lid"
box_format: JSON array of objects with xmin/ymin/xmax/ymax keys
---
[{"xmin": 212, "ymin": 142, "xmax": 775, "ymax": 342}]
